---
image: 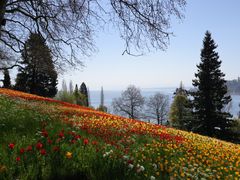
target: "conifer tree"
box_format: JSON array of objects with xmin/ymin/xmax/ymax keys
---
[
  {"xmin": 2, "ymin": 69, "xmax": 11, "ymax": 88},
  {"xmin": 15, "ymin": 33, "xmax": 57, "ymax": 97},
  {"xmin": 69, "ymin": 80, "xmax": 73, "ymax": 94},
  {"xmin": 87, "ymin": 87, "xmax": 91, "ymax": 107},
  {"xmin": 80, "ymin": 82, "xmax": 89, "ymax": 107},
  {"xmin": 98, "ymin": 86, "xmax": 107, "ymax": 112},
  {"xmin": 169, "ymin": 82, "xmax": 192, "ymax": 130},
  {"xmin": 73, "ymin": 84, "xmax": 80, "ymax": 105},
  {"xmin": 191, "ymin": 31, "xmax": 232, "ymax": 139},
  {"xmin": 61, "ymin": 80, "xmax": 68, "ymax": 92}
]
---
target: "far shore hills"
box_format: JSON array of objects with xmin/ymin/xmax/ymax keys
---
[{"xmin": 227, "ymin": 77, "xmax": 240, "ymax": 95}]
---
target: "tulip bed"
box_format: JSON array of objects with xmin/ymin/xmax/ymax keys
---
[{"xmin": 0, "ymin": 88, "xmax": 240, "ymax": 180}]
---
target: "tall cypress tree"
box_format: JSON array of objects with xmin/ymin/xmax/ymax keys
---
[
  {"xmin": 191, "ymin": 31, "xmax": 232, "ymax": 139},
  {"xmin": 2, "ymin": 69, "xmax": 11, "ymax": 88},
  {"xmin": 80, "ymin": 82, "xmax": 89, "ymax": 107},
  {"xmin": 97, "ymin": 86, "xmax": 107, "ymax": 112},
  {"xmin": 73, "ymin": 84, "xmax": 80, "ymax": 105},
  {"xmin": 100, "ymin": 86, "xmax": 104, "ymax": 107},
  {"xmin": 15, "ymin": 33, "xmax": 57, "ymax": 97}
]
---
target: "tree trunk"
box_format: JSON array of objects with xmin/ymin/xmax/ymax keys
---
[
  {"xmin": 0, "ymin": 0, "xmax": 7, "ymax": 37},
  {"xmin": 131, "ymin": 105, "xmax": 134, "ymax": 119}
]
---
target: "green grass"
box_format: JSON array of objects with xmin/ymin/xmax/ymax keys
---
[
  {"xmin": 0, "ymin": 95, "xmax": 133, "ymax": 180},
  {"xmin": 0, "ymin": 96, "xmax": 51, "ymax": 144}
]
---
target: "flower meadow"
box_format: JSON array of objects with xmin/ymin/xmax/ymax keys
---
[{"xmin": 0, "ymin": 88, "xmax": 240, "ymax": 180}]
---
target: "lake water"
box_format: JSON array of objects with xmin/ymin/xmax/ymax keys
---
[{"xmin": 89, "ymin": 88, "xmax": 240, "ymax": 118}]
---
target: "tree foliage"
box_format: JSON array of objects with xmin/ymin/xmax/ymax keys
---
[
  {"xmin": 0, "ymin": 0, "xmax": 186, "ymax": 70},
  {"xmin": 55, "ymin": 90, "xmax": 75, "ymax": 104},
  {"xmin": 169, "ymin": 83, "xmax": 192, "ymax": 130},
  {"xmin": 191, "ymin": 31, "xmax": 232, "ymax": 139},
  {"xmin": 80, "ymin": 82, "xmax": 89, "ymax": 107},
  {"xmin": 15, "ymin": 33, "xmax": 57, "ymax": 97},
  {"xmin": 2, "ymin": 68, "xmax": 11, "ymax": 88},
  {"xmin": 229, "ymin": 118, "xmax": 240, "ymax": 143},
  {"xmin": 73, "ymin": 84, "xmax": 81, "ymax": 105},
  {"xmin": 112, "ymin": 85, "xmax": 144, "ymax": 119}
]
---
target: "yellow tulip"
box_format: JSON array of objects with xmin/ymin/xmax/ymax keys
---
[{"xmin": 66, "ymin": 151, "xmax": 72, "ymax": 159}]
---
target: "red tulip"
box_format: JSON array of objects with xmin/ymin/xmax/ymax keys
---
[
  {"xmin": 58, "ymin": 131, "xmax": 64, "ymax": 138},
  {"xmin": 92, "ymin": 141, "xmax": 98, "ymax": 145},
  {"xmin": 40, "ymin": 149, "xmax": 47, "ymax": 155},
  {"xmin": 53, "ymin": 146, "xmax": 60, "ymax": 152},
  {"xmin": 36, "ymin": 142, "xmax": 43, "ymax": 150},
  {"xmin": 83, "ymin": 138, "xmax": 89, "ymax": 145},
  {"xmin": 26, "ymin": 145, "xmax": 32, "ymax": 152},
  {"xmin": 41, "ymin": 130, "xmax": 48, "ymax": 137},
  {"xmin": 20, "ymin": 148, "xmax": 25, "ymax": 154},
  {"xmin": 8, "ymin": 143, "xmax": 15, "ymax": 150},
  {"xmin": 74, "ymin": 135, "xmax": 81, "ymax": 140},
  {"xmin": 47, "ymin": 138, "xmax": 53, "ymax": 144},
  {"xmin": 71, "ymin": 139, "xmax": 76, "ymax": 144},
  {"xmin": 16, "ymin": 156, "xmax": 21, "ymax": 162}
]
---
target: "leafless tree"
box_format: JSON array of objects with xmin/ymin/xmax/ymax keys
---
[
  {"xmin": 112, "ymin": 85, "xmax": 144, "ymax": 119},
  {"xmin": 0, "ymin": 0, "xmax": 186, "ymax": 70},
  {"xmin": 145, "ymin": 92, "xmax": 169, "ymax": 125},
  {"xmin": 0, "ymin": 45, "xmax": 19, "ymax": 70}
]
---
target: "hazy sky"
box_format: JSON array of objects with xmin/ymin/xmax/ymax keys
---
[{"xmin": 59, "ymin": 0, "xmax": 240, "ymax": 91}]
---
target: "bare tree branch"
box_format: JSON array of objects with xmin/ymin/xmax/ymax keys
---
[
  {"xmin": 112, "ymin": 85, "xmax": 145, "ymax": 119},
  {"xmin": 145, "ymin": 92, "xmax": 169, "ymax": 125},
  {"xmin": 0, "ymin": 0, "xmax": 186, "ymax": 70}
]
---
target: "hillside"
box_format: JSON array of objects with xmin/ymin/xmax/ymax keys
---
[{"xmin": 0, "ymin": 88, "xmax": 240, "ymax": 179}]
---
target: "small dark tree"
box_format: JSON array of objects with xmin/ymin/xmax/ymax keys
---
[
  {"xmin": 73, "ymin": 84, "xmax": 81, "ymax": 105},
  {"xmin": 14, "ymin": 69, "xmax": 27, "ymax": 92},
  {"xmin": 15, "ymin": 33, "xmax": 57, "ymax": 97},
  {"xmin": 2, "ymin": 69, "xmax": 11, "ymax": 88},
  {"xmin": 80, "ymin": 82, "xmax": 89, "ymax": 107},
  {"xmin": 174, "ymin": 81, "xmax": 188, "ymax": 95},
  {"xmin": 100, "ymin": 86, "xmax": 104, "ymax": 107},
  {"xmin": 191, "ymin": 31, "xmax": 232, "ymax": 139},
  {"xmin": 97, "ymin": 87, "xmax": 107, "ymax": 112}
]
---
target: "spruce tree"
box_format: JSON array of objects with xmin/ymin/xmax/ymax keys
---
[
  {"xmin": 191, "ymin": 31, "xmax": 232, "ymax": 139},
  {"xmin": 2, "ymin": 69, "xmax": 11, "ymax": 88},
  {"xmin": 15, "ymin": 33, "xmax": 57, "ymax": 97},
  {"xmin": 169, "ymin": 82, "xmax": 192, "ymax": 130},
  {"xmin": 80, "ymin": 82, "xmax": 89, "ymax": 107}
]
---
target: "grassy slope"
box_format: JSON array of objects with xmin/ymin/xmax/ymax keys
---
[{"xmin": 0, "ymin": 88, "xmax": 240, "ymax": 180}]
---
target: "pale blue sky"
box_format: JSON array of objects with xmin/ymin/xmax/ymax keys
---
[{"xmin": 59, "ymin": 0, "xmax": 240, "ymax": 91}]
